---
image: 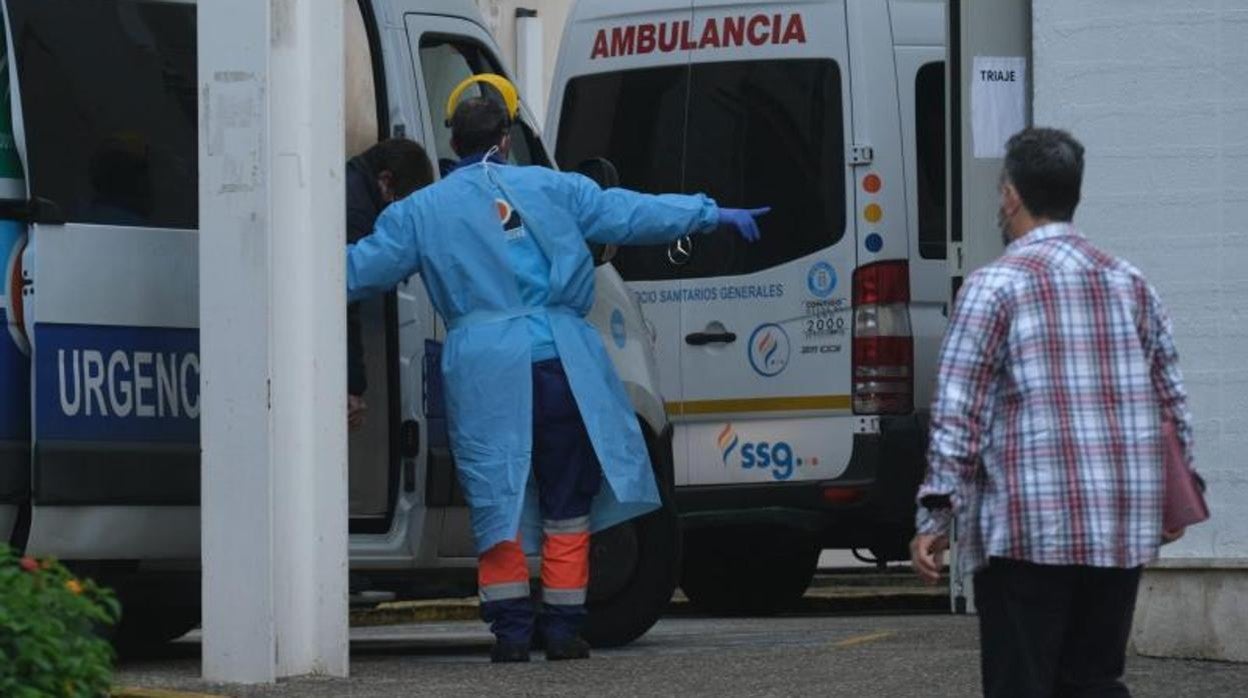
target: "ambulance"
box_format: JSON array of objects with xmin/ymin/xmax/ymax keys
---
[
  {"xmin": 0, "ymin": 0, "xmax": 679, "ymax": 649},
  {"xmin": 547, "ymin": 0, "xmax": 948, "ymax": 612}
]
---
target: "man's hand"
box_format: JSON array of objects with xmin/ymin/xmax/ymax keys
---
[
  {"xmin": 1162, "ymin": 527, "xmax": 1186, "ymax": 544},
  {"xmin": 348, "ymin": 394, "xmax": 367, "ymax": 432},
  {"xmin": 910, "ymin": 533, "xmax": 949, "ymax": 585}
]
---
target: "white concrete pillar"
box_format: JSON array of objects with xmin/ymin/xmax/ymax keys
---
[
  {"xmin": 515, "ymin": 7, "xmax": 544, "ymax": 128},
  {"xmin": 199, "ymin": 0, "xmax": 348, "ymax": 683}
]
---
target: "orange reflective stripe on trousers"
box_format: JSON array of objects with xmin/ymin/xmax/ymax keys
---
[
  {"xmin": 542, "ymin": 516, "xmax": 590, "ymax": 606},
  {"xmin": 478, "ymin": 536, "xmax": 529, "ymax": 603}
]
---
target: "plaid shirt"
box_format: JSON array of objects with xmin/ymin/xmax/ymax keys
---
[{"xmin": 916, "ymin": 223, "xmax": 1194, "ymax": 572}]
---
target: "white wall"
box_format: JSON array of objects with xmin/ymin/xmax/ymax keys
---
[
  {"xmin": 1033, "ymin": 0, "xmax": 1248, "ymax": 662},
  {"xmin": 1033, "ymin": 0, "xmax": 1248, "ymax": 562},
  {"xmin": 475, "ymin": 0, "xmax": 574, "ymax": 125}
]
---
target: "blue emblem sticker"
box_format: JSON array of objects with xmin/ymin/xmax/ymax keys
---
[
  {"xmin": 610, "ymin": 308, "xmax": 627, "ymax": 349},
  {"xmin": 807, "ymin": 261, "xmax": 838, "ymax": 299},
  {"xmin": 747, "ymin": 323, "xmax": 791, "ymax": 377},
  {"xmin": 865, "ymin": 233, "xmax": 884, "ymax": 253}
]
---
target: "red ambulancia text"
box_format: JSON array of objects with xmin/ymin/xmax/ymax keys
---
[{"xmin": 590, "ymin": 14, "xmax": 808, "ymax": 59}]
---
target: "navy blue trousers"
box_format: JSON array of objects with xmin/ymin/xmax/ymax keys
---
[{"xmin": 480, "ymin": 359, "xmax": 602, "ymax": 645}]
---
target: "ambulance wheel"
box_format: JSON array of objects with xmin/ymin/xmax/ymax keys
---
[
  {"xmin": 680, "ymin": 528, "xmax": 819, "ymax": 615},
  {"xmin": 111, "ymin": 604, "xmax": 200, "ymax": 657},
  {"xmin": 582, "ymin": 430, "xmax": 682, "ymax": 648}
]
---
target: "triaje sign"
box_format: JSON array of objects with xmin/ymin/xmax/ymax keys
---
[{"xmin": 590, "ymin": 13, "xmax": 808, "ymax": 59}]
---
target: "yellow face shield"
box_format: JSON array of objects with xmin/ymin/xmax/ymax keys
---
[{"xmin": 444, "ymin": 73, "xmax": 521, "ymax": 126}]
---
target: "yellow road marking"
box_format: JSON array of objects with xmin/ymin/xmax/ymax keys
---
[
  {"xmin": 832, "ymin": 630, "xmax": 895, "ymax": 649},
  {"xmin": 666, "ymin": 394, "xmax": 852, "ymax": 416}
]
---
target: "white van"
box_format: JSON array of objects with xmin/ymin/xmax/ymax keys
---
[
  {"xmin": 547, "ymin": 0, "xmax": 948, "ymax": 612},
  {"xmin": 0, "ymin": 0, "xmax": 678, "ymax": 649}
]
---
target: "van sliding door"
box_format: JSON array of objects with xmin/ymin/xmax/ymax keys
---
[
  {"xmin": 7, "ymin": 0, "xmax": 200, "ymax": 558},
  {"xmin": 403, "ymin": 11, "xmax": 553, "ymax": 558}
]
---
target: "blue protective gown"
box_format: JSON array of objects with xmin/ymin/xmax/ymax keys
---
[{"xmin": 347, "ymin": 159, "xmax": 718, "ymax": 553}]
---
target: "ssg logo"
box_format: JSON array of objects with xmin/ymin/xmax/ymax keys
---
[
  {"xmin": 748, "ymin": 323, "xmax": 790, "ymax": 377},
  {"xmin": 717, "ymin": 423, "xmax": 818, "ymax": 482}
]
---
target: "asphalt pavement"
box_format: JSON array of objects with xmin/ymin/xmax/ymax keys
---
[{"xmin": 115, "ymin": 612, "xmax": 1248, "ymax": 697}]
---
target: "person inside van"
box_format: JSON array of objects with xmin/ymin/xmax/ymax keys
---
[
  {"xmin": 344, "ymin": 138, "xmax": 434, "ymax": 430},
  {"xmin": 346, "ymin": 74, "xmax": 767, "ymax": 662}
]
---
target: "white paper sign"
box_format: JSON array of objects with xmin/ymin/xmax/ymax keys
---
[{"xmin": 971, "ymin": 56, "xmax": 1027, "ymax": 159}]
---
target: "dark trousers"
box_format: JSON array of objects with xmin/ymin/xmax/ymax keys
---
[
  {"xmin": 480, "ymin": 359, "xmax": 603, "ymax": 645},
  {"xmin": 974, "ymin": 558, "xmax": 1143, "ymax": 698}
]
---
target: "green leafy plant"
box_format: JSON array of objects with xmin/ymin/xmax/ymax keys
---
[{"xmin": 0, "ymin": 543, "xmax": 121, "ymax": 697}]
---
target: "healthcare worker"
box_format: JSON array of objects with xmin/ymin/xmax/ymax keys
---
[{"xmin": 347, "ymin": 75, "xmax": 768, "ymax": 663}]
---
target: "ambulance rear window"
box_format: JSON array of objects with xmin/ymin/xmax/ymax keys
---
[
  {"xmin": 7, "ymin": 0, "xmax": 198, "ymax": 229},
  {"xmin": 556, "ymin": 59, "xmax": 846, "ymax": 281},
  {"xmin": 915, "ymin": 61, "xmax": 947, "ymax": 260},
  {"xmin": 684, "ymin": 59, "xmax": 846, "ymax": 275},
  {"xmin": 555, "ymin": 66, "xmax": 689, "ymax": 281}
]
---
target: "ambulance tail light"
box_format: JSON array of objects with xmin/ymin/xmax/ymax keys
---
[
  {"xmin": 852, "ymin": 261, "xmax": 913, "ymax": 415},
  {"xmin": 821, "ymin": 485, "xmax": 866, "ymax": 505}
]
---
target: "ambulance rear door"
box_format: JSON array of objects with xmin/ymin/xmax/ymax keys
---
[
  {"xmin": 676, "ymin": 1, "xmax": 856, "ymax": 487},
  {"xmin": 548, "ymin": 0, "xmax": 697, "ymax": 486},
  {"xmin": 6, "ymin": 0, "xmax": 201, "ymax": 558}
]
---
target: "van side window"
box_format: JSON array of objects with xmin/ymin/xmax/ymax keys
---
[
  {"xmin": 7, "ymin": 0, "xmax": 197, "ymax": 229},
  {"xmin": 555, "ymin": 59, "xmax": 846, "ymax": 281},
  {"xmin": 417, "ymin": 36, "xmax": 549, "ymax": 175},
  {"xmin": 915, "ymin": 62, "xmax": 947, "ymax": 260}
]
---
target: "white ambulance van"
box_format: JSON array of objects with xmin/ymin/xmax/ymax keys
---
[
  {"xmin": 0, "ymin": 0, "xmax": 678, "ymax": 649},
  {"xmin": 547, "ymin": 0, "xmax": 948, "ymax": 612}
]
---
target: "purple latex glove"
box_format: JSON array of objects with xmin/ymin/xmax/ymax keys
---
[{"xmin": 717, "ymin": 207, "xmax": 770, "ymax": 242}]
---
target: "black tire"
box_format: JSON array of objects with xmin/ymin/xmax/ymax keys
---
[
  {"xmin": 680, "ymin": 527, "xmax": 819, "ymax": 616},
  {"xmin": 109, "ymin": 603, "xmax": 200, "ymax": 658},
  {"xmin": 582, "ymin": 427, "xmax": 682, "ymax": 648},
  {"xmin": 64, "ymin": 564, "xmax": 200, "ymax": 657}
]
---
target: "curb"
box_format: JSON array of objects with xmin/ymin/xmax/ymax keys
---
[
  {"xmin": 350, "ymin": 598, "xmax": 480, "ymax": 626},
  {"xmin": 348, "ymin": 586, "xmax": 950, "ymax": 627},
  {"xmin": 113, "ymin": 689, "xmax": 229, "ymax": 698}
]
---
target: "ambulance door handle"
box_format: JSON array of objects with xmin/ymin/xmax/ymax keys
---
[
  {"xmin": 685, "ymin": 331, "xmax": 737, "ymax": 346},
  {"xmin": 400, "ymin": 420, "xmax": 420, "ymax": 493}
]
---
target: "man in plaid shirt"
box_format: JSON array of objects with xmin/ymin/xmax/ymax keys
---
[{"xmin": 911, "ymin": 128, "xmax": 1195, "ymax": 697}]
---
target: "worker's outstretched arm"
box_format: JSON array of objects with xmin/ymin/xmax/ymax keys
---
[
  {"xmin": 569, "ymin": 173, "xmax": 769, "ymax": 245},
  {"xmin": 568, "ymin": 172, "xmax": 719, "ymax": 245},
  {"xmin": 346, "ymin": 199, "xmax": 423, "ymax": 303}
]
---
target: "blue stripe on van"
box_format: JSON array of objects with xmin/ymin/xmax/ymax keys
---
[
  {"xmin": 34, "ymin": 324, "xmax": 199, "ymax": 444},
  {"xmin": 0, "ymin": 308, "xmax": 30, "ymax": 441}
]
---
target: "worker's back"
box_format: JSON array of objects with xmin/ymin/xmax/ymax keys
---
[{"xmin": 388, "ymin": 160, "xmax": 598, "ymax": 329}]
